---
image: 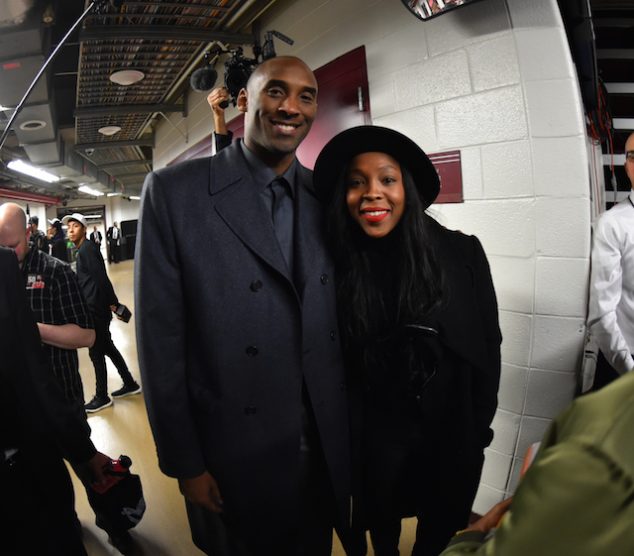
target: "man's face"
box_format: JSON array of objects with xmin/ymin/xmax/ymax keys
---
[
  {"xmin": 239, "ymin": 58, "xmax": 318, "ymax": 159},
  {"xmin": 0, "ymin": 223, "xmax": 28, "ymax": 265},
  {"xmin": 625, "ymin": 133, "xmax": 634, "ymax": 188},
  {"xmin": 66, "ymin": 220, "xmax": 86, "ymax": 244}
]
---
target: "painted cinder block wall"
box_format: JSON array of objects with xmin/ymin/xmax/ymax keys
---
[{"xmin": 154, "ymin": 0, "xmax": 591, "ymax": 514}]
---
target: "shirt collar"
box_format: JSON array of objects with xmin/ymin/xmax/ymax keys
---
[
  {"xmin": 629, "ymin": 189, "xmax": 634, "ymax": 205},
  {"xmin": 238, "ymin": 139, "xmax": 297, "ymax": 198}
]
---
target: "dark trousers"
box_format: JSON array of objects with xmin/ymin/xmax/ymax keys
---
[
  {"xmin": 108, "ymin": 240, "xmax": 119, "ymax": 263},
  {"xmin": 363, "ymin": 422, "xmax": 483, "ymax": 556},
  {"xmin": 88, "ymin": 317, "xmax": 134, "ymax": 398},
  {"xmin": 2, "ymin": 448, "xmax": 86, "ymax": 556},
  {"xmin": 186, "ymin": 448, "xmax": 336, "ymax": 556},
  {"xmin": 590, "ymin": 350, "xmax": 621, "ymax": 392}
]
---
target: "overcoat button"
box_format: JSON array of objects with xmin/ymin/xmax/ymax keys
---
[
  {"xmin": 244, "ymin": 406, "xmax": 257, "ymax": 415},
  {"xmin": 246, "ymin": 346, "xmax": 258, "ymax": 357},
  {"xmin": 340, "ymin": 382, "xmax": 346, "ymax": 391},
  {"xmin": 250, "ymin": 280, "xmax": 263, "ymax": 292},
  {"xmin": 330, "ymin": 330, "xmax": 336, "ymax": 341},
  {"xmin": 320, "ymin": 273, "xmax": 329, "ymax": 285}
]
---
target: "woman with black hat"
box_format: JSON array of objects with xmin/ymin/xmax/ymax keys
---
[{"xmin": 313, "ymin": 126, "xmax": 502, "ymax": 556}]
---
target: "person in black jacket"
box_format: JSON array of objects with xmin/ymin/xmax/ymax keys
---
[
  {"xmin": 313, "ymin": 126, "xmax": 502, "ymax": 556},
  {"xmin": 0, "ymin": 246, "xmax": 110, "ymax": 555},
  {"xmin": 47, "ymin": 217, "xmax": 69, "ymax": 262},
  {"xmin": 64, "ymin": 213, "xmax": 141, "ymax": 413}
]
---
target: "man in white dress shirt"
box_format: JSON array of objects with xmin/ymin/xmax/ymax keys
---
[{"xmin": 588, "ymin": 132, "xmax": 634, "ymax": 388}]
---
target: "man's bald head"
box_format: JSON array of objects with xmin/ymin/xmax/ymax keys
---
[
  {"xmin": 237, "ymin": 56, "xmax": 318, "ymax": 172},
  {"xmin": 625, "ymin": 132, "xmax": 634, "ymax": 189},
  {"xmin": 0, "ymin": 202, "xmax": 29, "ymax": 265}
]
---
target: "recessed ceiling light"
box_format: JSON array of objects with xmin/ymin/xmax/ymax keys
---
[
  {"xmin": 98, "ymin": 125, "xmax": 122, "ymax": 136},
  {"xmin": 109, "ymin": 69, "xmax": 145, "ymax": 86},
  {"xmin": 19, "ymin": 120, "xmax": 46, "ymax": 131},
  {"xmin": 0, "ymin": 104, "xmax": 12, "ymax": 111},
  {"xmin": 8, "ymin": 159, "xmax": 59, "ymax": 183},
  {"xmin": 107, "ymin": 192, "xmax": 121, "ymax": 197}
]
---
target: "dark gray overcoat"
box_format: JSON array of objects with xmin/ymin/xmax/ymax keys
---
[{"xmin": 135, "ymin": 142, "xmax": 351, "ymax": 543}]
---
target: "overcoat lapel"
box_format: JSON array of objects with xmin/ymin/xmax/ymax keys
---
[{"xmin": 211, "ymin": 144, "xmax": 293, "ymax": 284}]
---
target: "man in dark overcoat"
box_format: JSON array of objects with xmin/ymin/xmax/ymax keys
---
[{"xmin": 135, "ymin": 56, "xmax": 351, "ymax": 555}]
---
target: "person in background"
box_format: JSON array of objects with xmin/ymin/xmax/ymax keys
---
[
  {"xmin": 47, "ymin": 217, "xmax": 69, "ymax": 262},
  {"xmin": 90, "ymin": 224, "xmax": 103, "ymax": 247},
  {"xmin": 439, "ymin": 371, "xmax": 634, "ymax": 556},
  {"xmin": 137, "ymin": 56, "xmax": 353, "ymax": 555},
  {"xmin": 0, "ymin": 203, "xmax": 95, "ymax": 412},
  {"xmin": 207, "ymin": 86, "xmax": 233, "ymax": 154},
  {"xmin": 313, "ymin": 126, "xmax": 501, "ymax": 556},
  {"xmin": 28, "ymin": 214, "xmax": 47, "ymax": 252},
  {"xmin": 64, "ymin": 213, "xmax": 141, "ymax": 413},
  {"xmin": 106, "ymin": 221, "xmax": 121, "ymax": 263},
  {"xmin": 0, "ymin": 246, "xmax": 110, "ymax": 556},
  {"xmin": 587, "ymin": 131, "xmax": 634, "ymax": 388}
]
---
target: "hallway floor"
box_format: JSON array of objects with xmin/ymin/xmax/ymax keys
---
[{"xmin": 72, "ymin": 260, "xmax": 416, "ymax": 555}]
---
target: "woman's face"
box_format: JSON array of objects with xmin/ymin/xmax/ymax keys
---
[{"xmin": 345, "ymin": 152, "xmax": 406, "ymax": 239}]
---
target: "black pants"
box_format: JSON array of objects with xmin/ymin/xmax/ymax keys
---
[
  {"xmin": 186, "ymin": 448, "xmax": 337, "ymax": 556},
  {"xmin": 590, "ymin": 350, "xmax": 621, "ymax": 392},
  {"xmin": 88, "ymin": 317, "xmax": 134, "ymax": 398},
  {"xmin": 2, "ymin": 448, "xmax": 86, "ymax": 556},
  {"xmin": 108, "ymin": 240, "xmax": 119, "ymax": 263},
  {"xmin": 363, "ymin": 419, "xmax": 483, "ymax": 556}
]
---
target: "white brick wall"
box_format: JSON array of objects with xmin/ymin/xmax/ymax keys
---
[{"xmin": 152, "ymin": 0, "xmax": 591, "ymax": 516}]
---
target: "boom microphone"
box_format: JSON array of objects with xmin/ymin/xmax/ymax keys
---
[{"xmin": 190, "ymin": 67, "xmax": 218, "ymax": 92}]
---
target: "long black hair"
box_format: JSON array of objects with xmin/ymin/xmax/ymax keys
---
[{"xmin": 327, "ymin": 164, "xmax": 444, "ymax": 353}]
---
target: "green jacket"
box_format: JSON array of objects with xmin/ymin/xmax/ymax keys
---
[{"xmin": 440, "ymin": 372, "xmax": 634, "ymax": 556}]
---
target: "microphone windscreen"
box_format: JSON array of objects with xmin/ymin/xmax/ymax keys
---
[{"xmin": 190, "ymin": 67, "xmax": 218, "ymax": 92}]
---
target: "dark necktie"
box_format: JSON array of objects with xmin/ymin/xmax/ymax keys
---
[{"xmin": 269, "ymin": 177, "xmax": 294, "ymax": 272}]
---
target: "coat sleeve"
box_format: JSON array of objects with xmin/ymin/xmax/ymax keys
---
[
  {"xmin": 470, "ymin": 235, "xmax": 502, "ymax": 443},
  {"xmin": 135, "ymin": 171, "xmax": 207, "ymax": 479},
  {"xmin": 439, "ymin": 441, "xmax": 634, "ymax": 556},
  {"xmin": 587, "ymin": 213, "xmax": 634, "ymax": 374}
]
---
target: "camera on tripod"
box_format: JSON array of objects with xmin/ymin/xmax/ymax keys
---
[{"xmin": 189, "ymin": 30, "xmax": 294, "ymax": 106}]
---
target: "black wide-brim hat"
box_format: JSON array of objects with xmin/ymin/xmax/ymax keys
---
[{"xmin": 313, "ymin": 125, "xmax": 440, "ymax": 209}]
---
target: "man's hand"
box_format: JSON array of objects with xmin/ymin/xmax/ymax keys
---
[
  {"xmin": 207, "ymin": 87, "xmax": 229, "ymax": 135},
  {"xmin": 465, "ymin": 497, "xmax": 513, "ymax": 534},
  {"xmin": 83, "ymin": 451, "xmax": 112, "ymax": 487},
  {"xmin": 179, "ymin": 471, "xmax": 224, "ymax": 513}
]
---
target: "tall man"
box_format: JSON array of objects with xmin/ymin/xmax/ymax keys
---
[
  {"xmin": 64, "ymin": 213, "xmax": 140, "ymax": 412},
  {"xmin": 90, "ymin": 224, "xmax": 103, "ymax": 246},
  {"xmin": 136, "ymin": 57, "xmax": 351, "ymax": 555},
  {"xmin": 588, "ymin": 131, "xmax": 634, "ymax": 387},
  {"xmin": 0, "ymin": 203, "xmax": 95, "ymax": 409},
  {"xmin": 106, "ymin": 221, "xmax": 121, "ymax": 263}
]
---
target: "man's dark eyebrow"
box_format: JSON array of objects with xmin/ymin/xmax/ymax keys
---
[{"xmin": 264, "ymin": 79, "xmax": 317, "ymax": 96}]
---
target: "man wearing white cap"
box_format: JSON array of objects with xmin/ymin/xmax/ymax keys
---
[{"xmin": 64, "ymin": 213, "xmax": 141, "ymax": 412}]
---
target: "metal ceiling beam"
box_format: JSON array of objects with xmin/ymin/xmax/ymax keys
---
[
  {"xmin": 75, "ymin": 104, "xmax": 185, "ymax": 117},
  {"xmin": 121, "ymin": 2, "xmax": 232, "ymax": 9},
  {"xmin": 605, "ymin": 83, "xmax": 634, "ymax": 94},
  {"xmin": 597, "ymin": 49, "xmax": 634, "ymax": 59},
  {"xmin": 111, "ymin": 172, "xmax": 149, "ymax": 180},
  {"xmin": 75, "ymin": 138, "xmax": 155, "ymax": 150},
  {"xmin": 79, "ymin": 26, "xmax": 252, "ymax": 44},
  {"xmin": 97, "ymin": 160, "xmax": 152, "ymax": 169},
  {"xmin": 593, "ymin": 18, "xmax": 634, "ymax": 27}
]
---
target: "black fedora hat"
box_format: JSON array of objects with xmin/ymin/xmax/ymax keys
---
[{"xmin": 313, "ymin": 125, "xmax": 440, "ymax": 208}]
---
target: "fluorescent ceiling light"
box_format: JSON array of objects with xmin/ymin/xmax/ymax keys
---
[
  {"xmin": 107, "ymin": 192, "xmax": 121, "ymax": 197},
  {"xmin": 8, "ymin": 159, "xmax": 59, "ymax": 183},
  {"xmin": 78, "ymin": 185, "xmax": 104, "ymax": 197},
  {"xmin": 85, "ymin": 214, "xmax": 103, "ymax": 219},
  {"xmin": 129, "ymin": 195, "xmax": 141, "ymax": 201},
  {"xmin": 98, "ymin": 125, "xmax": 121, "ymax": 136},
  {"xmin": 0, "ymin": 104, "xmax": 12, "ymax": 111},
  {"xmin": 110, "ymin": 69, "xmax": 145, "ymax": 86}
]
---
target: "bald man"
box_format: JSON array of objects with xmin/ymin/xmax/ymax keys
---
[
  {"xmin": 137, "ymin": 57, "xmax": 352, "ymax": 555},
  {"xmin": 588, "ymin": 131, "xmax": 634, "ymax": 386},
  {"xmin": 0, "ymin": 203, "xmax": 94, "ymax": 409}
]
